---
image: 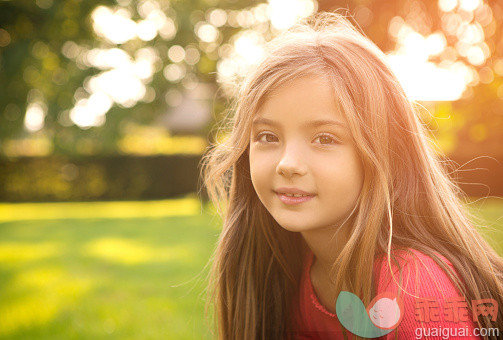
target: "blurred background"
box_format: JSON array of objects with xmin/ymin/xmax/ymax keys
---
[{"xmin": 0, "ymin": 0, "xmax": 502, "ymax": 338}]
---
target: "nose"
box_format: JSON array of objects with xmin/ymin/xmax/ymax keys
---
[{"xmin": 276, "ymin": 142, "xmax": 308, "ymax": 177}]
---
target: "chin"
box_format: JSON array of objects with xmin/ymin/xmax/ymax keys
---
[{"xmin": 275, "ymin": 220, "xmax": 317, "ymax": 233}]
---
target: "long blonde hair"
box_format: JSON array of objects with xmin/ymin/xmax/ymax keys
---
[{"xmin": 200, "ymin": 11, "xmax": 503, "ymax": 339}]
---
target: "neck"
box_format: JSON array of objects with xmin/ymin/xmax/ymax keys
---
[{"xmin": 300, "ymin": 216, "xmax": 354, "ymax": 278}]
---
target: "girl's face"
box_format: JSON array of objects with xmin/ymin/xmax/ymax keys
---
[{"xmin": 249, "ymin": 75, "xmax": 364, "ymax": 233}]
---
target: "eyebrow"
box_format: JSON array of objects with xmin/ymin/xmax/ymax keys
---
[{"xmin": 252, "ymin": 117, "xmax": 347, "ymax": 129}]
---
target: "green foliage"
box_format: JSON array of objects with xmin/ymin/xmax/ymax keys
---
[
  {"xmin": 0, "ymin": 0, "xmax": 261, "ymax": 156},
  {"xmin": 0, "ymin": 0, "xmax": 116, "ymax": 140},
  {"xmin": 1, "ymin": 0, "xmax": 502, "ymax": 158},
  {"xmin": 0, "ymin": 155, "xmax": 204, "ymax": 202}
]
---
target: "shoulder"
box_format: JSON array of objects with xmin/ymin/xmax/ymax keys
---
[
  {"xmin": 373, "ymin": 249, "xmax": 481, "ymax": 339},
  {"xmin": 373, "ymin": 248, "xmax": 462, "ymax": 297}
]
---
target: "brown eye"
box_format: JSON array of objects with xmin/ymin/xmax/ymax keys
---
[
  {"xmin": 314, "ymin": 134, "xmax": 337, "ymax": 145},
  {"xmin": 257, "ymin": 132, "xmax": 278, "ymax": 143},
  {"xmin": 319, "ymin": 136, "xmax": 333, "ymax": 144}
]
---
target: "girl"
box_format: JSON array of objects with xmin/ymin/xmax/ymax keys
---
[{"xmin": 200, "ymin": 11, "xmax": 503, "ymax": 340}]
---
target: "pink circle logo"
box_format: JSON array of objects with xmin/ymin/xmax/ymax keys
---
[{"xmin": 367, "ymin": 292, "xmax": 404, "ymax": 329}]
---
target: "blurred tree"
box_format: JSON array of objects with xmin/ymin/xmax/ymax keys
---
[
  {"xmin": 1, "ymin": 0, "xmax": 501, "ymax": 158},
  {"xmin": 0, "ymin": 0, "xmax": 260, "ymax": 156},
  {"xmin": 1, "ymin": 0, "xmax": 116, "ymax": 155}
]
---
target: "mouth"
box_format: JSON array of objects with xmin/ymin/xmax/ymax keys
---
[
  {"xmin": 274, "ymin": 187, "xmax": 316, "ymax": 196},
  {"xmin": 275, "ymin": 191, "xmax": 316, "ymax": 205}
]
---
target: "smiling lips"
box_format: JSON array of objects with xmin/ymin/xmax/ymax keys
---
[
  {"xmin": 275, "ymin": 187, "xmax": 315, "ymax": 195},
  {"xmin": 275, "ymin": 187, "xmax": 316, "ymax": 205}
]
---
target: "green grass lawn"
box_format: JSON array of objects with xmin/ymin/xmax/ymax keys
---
[
  {"xmin": 0, "ymin": 197, "xmax": 501, "ymax": 339},
  {"xmin": 0, "ymin": 197, "xmax": 221, "ymax": 340}
]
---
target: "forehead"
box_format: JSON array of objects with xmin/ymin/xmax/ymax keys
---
[{"xmin": 253, "ymin": 75, "xmax": 348, "ymax": 128}]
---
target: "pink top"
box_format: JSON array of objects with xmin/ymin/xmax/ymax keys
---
[{"xmin": 289, "ymin": 248, "xmax": 482, "ymax": 339}]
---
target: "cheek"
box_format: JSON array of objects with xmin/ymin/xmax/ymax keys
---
[
  {"xmin": 317, "ymin": 155, "xmax": 364, "ymax": 195},
  {"xmin": 250, "ymin": 147, "xmax": 277, "ymax": 170},
  {"xmin": 249, "ymin": 150, "xmax": 275, "ymax": 192}
]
